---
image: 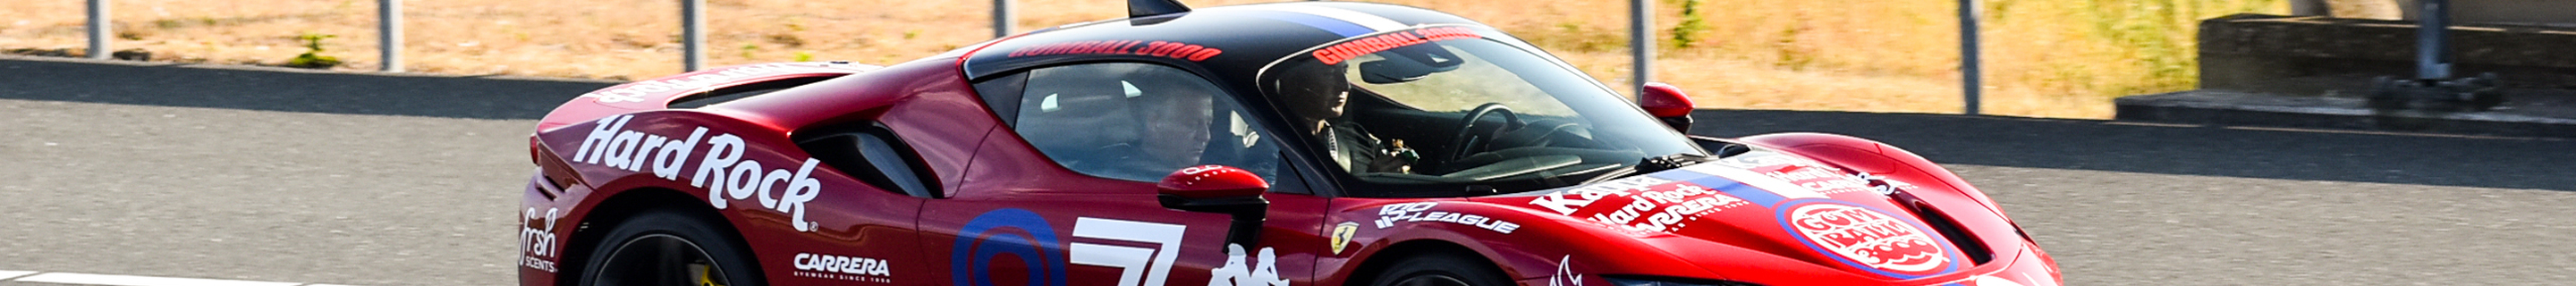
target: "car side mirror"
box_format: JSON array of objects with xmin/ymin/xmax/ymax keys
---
[
  {"xmin": 1157, "ymin": 165, "xmax": 1268, "ymax": 201},
  {"xmin": 1640, "ymin": 82, "xmax": 1695, "ymax": 131},
  {"xmin": 1156, "ymin": 165, "xmax": 1269, "ymax": 247}
]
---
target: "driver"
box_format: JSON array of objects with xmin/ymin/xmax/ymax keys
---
[{"xmin": 1275, "ymin": 63, "xmax": 1417, "ymax": 173}]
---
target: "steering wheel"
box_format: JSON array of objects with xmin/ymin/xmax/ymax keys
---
[{"xmin": 1444, "ymin": 103, "xmax": 1524, "ymax": 164}]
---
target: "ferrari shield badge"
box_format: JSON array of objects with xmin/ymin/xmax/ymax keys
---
[{"xmin": 1330, "ymin": 222, "xmax": 1359, "ymax": 255}]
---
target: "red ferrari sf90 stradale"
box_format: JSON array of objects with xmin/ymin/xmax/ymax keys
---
[{"xmin": 519, "ymin": 1, "xmax": 2061, "ymax": 285}]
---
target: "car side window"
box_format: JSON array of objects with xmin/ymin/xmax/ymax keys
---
[
  {"xmin": 1008, "ymin": 63, "xmax": 1282, "ymax": 182},
  {"xmin": 794, "ymin": 122, "xmax": 940, "ymax": 198}
]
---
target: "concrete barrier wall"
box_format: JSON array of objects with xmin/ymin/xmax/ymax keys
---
[
  {"xmin": 2396, "ymin": 0, "xmax": 2576, "ymax": 25},
  {"xmin": 2198, "ymin": 14, "xmax": 2576, "ymax": 95}
]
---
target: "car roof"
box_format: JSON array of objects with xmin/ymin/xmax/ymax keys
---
[{"xmin": 959, "ymin": 2, "xmax": 1487, "ymax": 90}]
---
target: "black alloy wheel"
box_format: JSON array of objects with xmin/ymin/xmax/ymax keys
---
[
  {"xmin": 578, "ymin": 209, "xmax": 764, "ymax": 286},
  {"xmin": 1368, "ymin": 253, "xmax": 1513, "ymax": 286}
]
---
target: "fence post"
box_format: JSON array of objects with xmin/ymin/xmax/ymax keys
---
[
  {"xmin": 380, "ymin": 0, "xmax": 402, "ymax": 72},
  {"xmin": 994, "ymin": 0, "xmax": 1013, "ymax": 38},
  {"xmin": 682, "ymin": 0, "xmax": 705, "ymax": 72},
  {"xmin": 1629, "ymin": 0, "xmax": 1653, "ymax": 100},
  {"xmin": 87, "ymin": 0, "xmax": 109, "ymax": 59},
  {"xmin": 2289, "ymin": 0, "xmax": 2330, "ymax": 16},
  {"xmin": 2415, "ymin": 0, "xmax": 2451, "ymax": 80},
  {"xmin": 1959, "ymin": 0, "xmax": 1982, "ymax": 115}
]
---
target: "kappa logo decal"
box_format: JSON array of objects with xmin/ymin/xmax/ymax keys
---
[
  {"xmin": 1781, "ymin": 201, "xmax": 1958, "ymax": 278},
  {"xmin": 1207, "ymin": 244, "xmax": 1289, "ymax": 286}
]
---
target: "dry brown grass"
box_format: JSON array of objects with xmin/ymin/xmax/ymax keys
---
[{"xmin": 2, "ymin": 0, "xmax": 2298, "ymax": 118}]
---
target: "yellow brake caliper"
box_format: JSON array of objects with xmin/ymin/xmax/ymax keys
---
[{"xmin": 691, "ymin": 263, "xmax": 727, "ymax": 286}]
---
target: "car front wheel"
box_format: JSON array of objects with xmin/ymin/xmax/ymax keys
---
[
  {"xmin": 577, "ymin": 209, "xmax": 764, "ymax": 286},
  {"xmin": 1366, "ymin": 252, "xmax": 1513, "ymax": 286}
]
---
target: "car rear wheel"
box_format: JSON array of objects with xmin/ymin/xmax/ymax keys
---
[
  {"xmin": 1366, "ymin": 252, "xmax": 1513, "ymax": 286},
  {"xmin": 577, "ymin": 209, "xmax": 764, "ymax": 286}
]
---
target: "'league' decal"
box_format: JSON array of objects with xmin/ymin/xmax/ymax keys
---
[{"xmin": 1374, "ymin": 202, "xmax": 1521, "ymax": 233}]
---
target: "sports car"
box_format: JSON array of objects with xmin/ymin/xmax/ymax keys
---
[{"xmin": 519, "ymin": 1, "xmax": 2062, "ymax": 285}]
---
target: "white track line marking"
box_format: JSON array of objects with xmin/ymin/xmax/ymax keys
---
[
  {"xmin": 12, "ymin": 273, "xmax": 303, "ymax": 286},
  {"xmin": 0, "ymin": 270, "xmax": 36, "ymax": 280}
]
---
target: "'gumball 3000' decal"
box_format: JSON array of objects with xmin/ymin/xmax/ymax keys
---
[{"xmin": 1782, "ymin": 202, "xmax": 1955, "ymax": 277}]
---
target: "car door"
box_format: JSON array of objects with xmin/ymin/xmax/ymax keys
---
[{"xmin": 923, "ymin": 62, "xmax": 1320, "ymax": 286}]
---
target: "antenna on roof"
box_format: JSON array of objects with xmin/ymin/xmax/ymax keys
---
[{"xmin": 1131, "ymin": 0, "xmax": 1191, "ymax": 18}]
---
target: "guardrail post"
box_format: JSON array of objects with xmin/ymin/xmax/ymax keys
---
[
  {"xmin": 87, "ymin": 0, "xmax": 109, "ymax": 59},
  {"xmin": 1630, "ymin": 0, "xmax": 1653, "ymax": 100},
  {"xmin": 994, "ymin": 0, "xmax": 1014, "ymax": 38},
  {"xmin": 1959, "ymin": 0, "xmax": 1982, "ymax": 115},
  {"xmin": 682, "ymin": 0, "xmax": 706, "ymax": 72},
  {"xmin": 2415, "ymin": 0, "xmax": 2451, "ymax": 80},
  {"xmin": 2289, "ymin": 0, "xmax": 2330, "ymax": 16},
  {"xmin": 380, "ymin": 0, "xmax": 402, "ymax": 72}
]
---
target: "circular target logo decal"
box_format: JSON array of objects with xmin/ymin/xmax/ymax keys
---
[{"xmin": 1781, "ymin": 201, "xmax": 1956, "ymax": 277}]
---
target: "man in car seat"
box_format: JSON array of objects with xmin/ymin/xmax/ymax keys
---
[{"xmin": 1275, "ymin": 63, "xmax": 1417, "ymax": 174}]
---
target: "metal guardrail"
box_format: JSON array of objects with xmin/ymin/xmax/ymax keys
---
[{"xmin": 69, "ymin": 0, "xmax": 1995, "ymax": 114}]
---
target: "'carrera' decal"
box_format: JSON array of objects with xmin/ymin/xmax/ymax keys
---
[
  {"xmin": 1778, "ymin": 200, "xmax": 1962, "ymax": 278},
  {"xmin": 792, "ymin": 253, "xmax": 893, "ymax": 282}
]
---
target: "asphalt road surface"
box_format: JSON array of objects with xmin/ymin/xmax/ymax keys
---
[{"xmin": 3, "ymin": 56, "xmax": 2571, "ymax": 285}]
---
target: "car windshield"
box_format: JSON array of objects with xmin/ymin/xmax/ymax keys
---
[{"xmin": 1256, "ymin": 25, "xmax": 1700, "ymax": 197}]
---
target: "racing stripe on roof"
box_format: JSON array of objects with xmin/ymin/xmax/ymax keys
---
[{"xmin": 1241, "ymin": 6, "xmax": 1410, "ymax": 37}]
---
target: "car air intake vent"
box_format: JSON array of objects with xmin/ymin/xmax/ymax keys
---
[
  {"xmin": 668, "ymin": 77, "xmax": 833, "ymax": 108},
  {"xmin": 1903, "ymin": 199, "xmax": 1996, "ymax": 265}
]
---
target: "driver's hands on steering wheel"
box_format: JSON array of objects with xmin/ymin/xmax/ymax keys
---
[{"xmin": 1368, "ymin": 139, "xmax": 1419, "ymax": 173}]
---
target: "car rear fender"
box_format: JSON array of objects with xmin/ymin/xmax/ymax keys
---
[{"xmin": 534, "ymin": 62, "xmax": 878, "ymax": 132}]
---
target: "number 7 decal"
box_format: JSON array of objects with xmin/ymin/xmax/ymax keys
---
[{"xmin": 1070, "ymin": 218, "xmax": 1188, "ymax": 286}]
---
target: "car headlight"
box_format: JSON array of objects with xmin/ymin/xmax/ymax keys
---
[{"xmin": 1601, "ymin": 275, "xmax": 1763, "ymax": 286}]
